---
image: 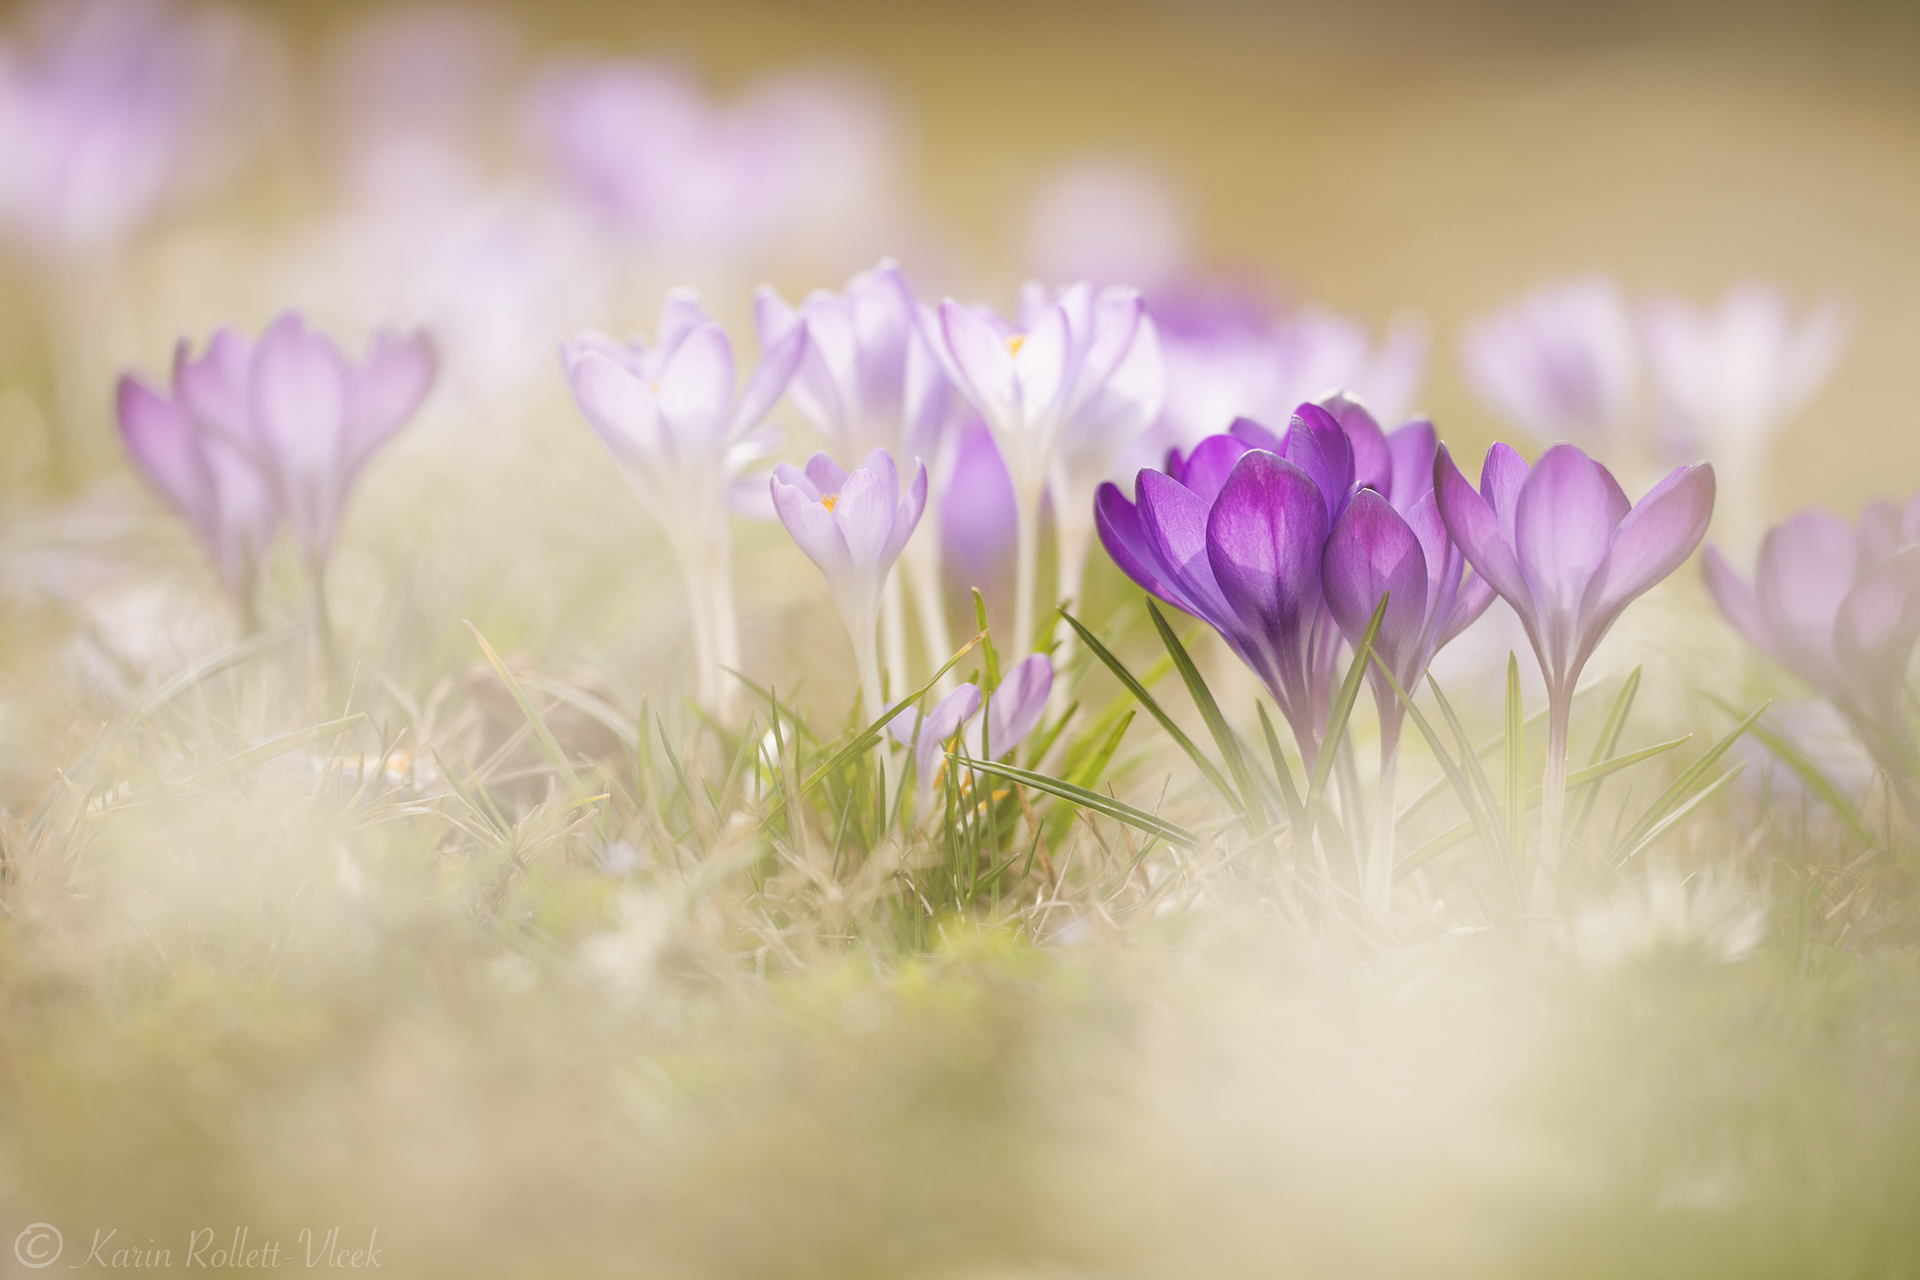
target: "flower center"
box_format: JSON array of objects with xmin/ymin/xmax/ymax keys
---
[
  {"xmin": 1006, "ymin": 334, "xmax": 1025, "ymax": 357},
  {"xmin": 820, "ymin": 494, "xmax": 838, "ymax": 512}
]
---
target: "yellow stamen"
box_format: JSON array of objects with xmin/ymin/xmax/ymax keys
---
[
  {"xmin": 1007, "ymin": 333, "xmax": 1025, "ymax": 357},
  {"xmin": 821, "ymin": 494, "xmax": 838, "ymax": 512}
]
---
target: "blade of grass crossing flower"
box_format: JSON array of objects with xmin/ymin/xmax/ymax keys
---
[
  {"xmin": 1145, "ymin": 600, "xmax": 1268, "ymax": 826},
  {"xmin": 962, "ymin": 757, "xmax": 1196, "ymax": 847},
  {"xmin": 1368, "ymin": 656, "xmax": 1505, "ymax": 879},
  {"xmin": 1307, "ymin": 595, "xmax": 1387, "ymax": 809},
  {"xmin": 1059, "ymin": 607, "xmax": 1238, "ymax": 807},
  {"xmin": 1422, "ymin": 670, "xmax": 1520, "ymax": 896},
  {"xmin": 1255, "ymin": 703, "xmax": 1308, "ymax": 830}
]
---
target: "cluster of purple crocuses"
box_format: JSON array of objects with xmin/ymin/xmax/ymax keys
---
[{"xmin": 114, "ymin": 253, "xmax": 1919, "ymax": 853}]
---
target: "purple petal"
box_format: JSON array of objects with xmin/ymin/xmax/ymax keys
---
[
  {"xmin": 251, "ymin": 313, "xmax": 350, "ymax": 557},
  {"xmin": 1203, "ymin": 450, "xmax": 1328, "ymax": 665},
  {"xmin": 1702, "ymin": 546, "xmax": 1772, "ymax": 659},
  {"xmin": 346, "ymin": 329, "xmax": 435, "ymax": 470},
  {"xmin": 732, "ymin": 312, "xmax": 808, "ymax": 437},
  {"xmin": 985, "ymin": 654, "xmax": 1053, "ymax": 755},
  {"xmin": 567, "ymin": 349, "xmax": 663, "ymax": 466},
  {"xmin": 1434, "ymin": 445, "xmax": 1528, "ymax": 606},
  {"xmin": 1514, "ymin": 445, "xmax": 1624, "ymax": 667},
  {"xmin": 1584, "ymin": 462, "xmax": 1716, "ymax": 625},
  {"xmin": 771, "ymin": 473, "xmax": 850, "ymax": 578},
  {"xmin": 941, "ymin": 301, "xmax": 1019, "ymax": 427},
  {"xmin": 1323, "ymin": 488, "xmax": 1429, "ymax": 679},
  {"xmin": 656, "ymin": 322, "xmax": 735, "ymax": 450},
  {"xmin": 117, "ymin": 374, "xmax": 213, "ymax": 525}
]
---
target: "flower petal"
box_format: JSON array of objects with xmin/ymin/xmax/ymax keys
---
[
  {"xmin": 1584, "ymin": 462, "xmax": 1715, "ymax": 626},
  {"xmin": 1323, "ymin": 488, "xmax": 1429, "ymax": 679},
  {"xmin": 984, "ymin": 654, "xmax": 1053, "ymax": 756}
]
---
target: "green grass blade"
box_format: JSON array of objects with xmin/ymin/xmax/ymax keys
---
[
  {"xmin": 467, "ymin": 621, "xmax": 588, "ymax": 801},
  {"xmin": 963, "ymin": 756, "xmax": 1197, "ymax": 848},
  {"xmin": 1059, "ymin": 606, "xmax": 1238, "ymax": 807},
  {"xmin": 1144, "ymin": 601, "xmax": 1266, "ymax": 824},
  {"xmin": 1306, "ymin": 598, "xmax": 1386, "ymax": 808},
  {"xmin": 1614, "ymin": 700, "xmax": 1768, "ymax": 858},
  {"xmin": 1504, "ymin": 654, "xmax": 1525, "ymax": 860},
  {"xmin": 1570, "ymin": 666, "xmax": 1642, "ymax": 836},
  {"xmin": 1707, "ymin": 695, "xmax": 1875, "ymax": 845}
]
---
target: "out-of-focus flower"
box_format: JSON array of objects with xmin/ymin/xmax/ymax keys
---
[
  {"xmin": 116, "ymin": 336, "xmax": 278, "ymax": 602},
  {"xmin": 116, "ymin": 315, "xmax": 435, "ymax": 597},
  {"xmin": 524, "ymin": 59, "xmax": 901, "ymax": 271},
  {"xmin": 1641, "ymin": 286, "xmax": 1847, "ymax": 457},
  {"xmin": 1461, "ymin": 278, "xmax": 1638, "ymax": 446},
  {"xmin": 1564, "ymin": 864, "xmax": 1767, "ymax": 971},
  {"xmin": 1153, "ymin": 290, "xmax": 1427, "ymax": 452},
  {"xmin": 563, "ymin": 292, "xmax": 805, "ymax": 529},
  {"xmin": 937, "ymin": 281, "xmax": 1162, "ymax": 650},
  {"xmin": 0, "ymin": 0, "xmax": 271, "ymax": 254},
  {"xmin": 1703, "ymin": 500, "xmax": 1920, "ymax": 776},
  {"xmin": 1024, "ymin": 157, "xmax": 1191, "ymax": 292},
  {"xmin": 771, "ymin": 447, "xmax": 928, "ymax": 713},
  {"xmin": 940, "ymin": 422, "xmax": 1019, "ymax": 609},
  {"xmin": 1434, "ymin": 443, "xmax": 1714, "ymax": 703},
  {"xmin": 563, "ymin": 292, "xmax": 805, "ymax": 715},
  {"xmin": 890, "ymin": 653, "xmax": 1053, "ymax": 803},
  {"xmin": 755, "ymin": 259, "xmax": 951, "ymax": 463}
]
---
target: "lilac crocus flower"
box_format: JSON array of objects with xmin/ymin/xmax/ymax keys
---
[
  {"xmin": 563, "ymin": 291, "xmax": 806, "ymax": 714},
  {"xmin": 1152, "ymin": 289, "xmax": 1427, "ymax": 453},
  {"xmin": 771, "ymin": 448, "xmax": 928, "ymax": 716},
  {"xmin": 758, "ymin": 260, "xmax": 956, "ymax": 675},
  {"xmin": 116, "ymin": 314, "xmax": 435, "ymax": 618},
  {"xmin": 1461, "ymin": 278, "xmax": 1638, "ymax": 447},
  {"xmin": 0, "ymin": 0, "xmax": 270, "ymax": 254},
  {"xmin": 937, "ymin": 282, "xmax": 1162, "ymax": 652},
  {"xmin": 1642, "ymin": 286, "xmax": 1848, "ymax": 549},
  {"xmin": 890, "ymin": 654, "xmax": 1053, "ymax": 806},
  {"xmin": 1435, "ymin": 441, "xmax": 1715, "ymax": 864},
  {"xmin": 1097, "ymin": 405, "xmax": 1350, "ymax": 762},
  {"xmin": 1703, "ymin": 500, "xmax": 1920, "ymax": 795}
]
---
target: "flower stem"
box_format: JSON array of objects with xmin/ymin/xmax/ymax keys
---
[
  {"xmin": 905, "ymin": 536, "xmax": 954, "ymax": 684},
  {"xmin": 880, "ymin": 571, "xmax": 910, "ymax": 702},
  {"xmin": 1539, "ymin": 683, "xmax": 1574, "ymax": 903},
  {"xmin": 1012, "ymin": 477, "xmax": 1045, "ymax": 658},
  {"xmin": 1368, "ymin": 716, "xmax": 1402, "ymax": 914}
]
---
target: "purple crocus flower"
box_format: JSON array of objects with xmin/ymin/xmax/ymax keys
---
[
  {"xmin": 759, "ymin": 260, "xmax": 957, "ymax": 675},
  {"xmin": 563, "ymin": 291, "xmax": 806, "ymax": 714},
  {"xmin": 116, "ymin": 314, "xmax": 435, "ymax": 609},
  {"xmin": 937, "ymin": 281, "xmax": 1162, "ymax": 651},
  {"xmin": 0, "ymin": 0, "xmax": 271, "ymax": 254},
  {"xmin": 890, "ymin": 653, "xmax": 1053, "ymax": 805},
  {"xmin": 1152, "ymin": 288, "xmax": 1427, "ymax": 454},
  {"xmin": 1097, "ymin": 405, "xmax": 1345, "ymax": 761},
  {"xmin": 1703, "ymin": 500, "xmax": 1920, "ymax": 791},
  {"xmin": 116, "ymin": 335, "xmax": 278, "ymax": 605},
  {"xmin": 1461, "ymin": 277, "xmax": 1638, "ymax": 447},
  {"xmin": 1435, "ymin": 441, "xmax": 1715, "ymax": 864},
  {"xmin": 1641, "ymin": 286, "xmax": 1847, "ymax": 457},
  {"xmin": 755, "ymin": 259, "xmax": 950, "ymax": 463},
  {"xmin": 771, "ymin": 447, "xmax": 928, "ymax": 715}
]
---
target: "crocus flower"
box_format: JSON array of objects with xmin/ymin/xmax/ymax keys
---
[
  {"xmin": 0, "ymin": 0, "xmax": 271, "ymax": 254},
  {"xmin": 937, "ymin": 281, "xmax": 1162, "ymax": 652},
  {"xmin": 116, "ymin": 314, "xmax": 435, "ymax": 612},
  {"xmin": 1461, "ymin": 277, "xmax": 1638, "ymax": 447},
  {"xmin": 771, "ymin": 447, "xmax": 928, "ymax": 715},
  {"xmin": 755, "ymin": 260, "xmax": 950, "ymax": 463},
  {"xmin": 1642, "ymin": 286, "xmax": 1848, "ymax": 549},
  {"xmin": 1703, "ymin": 500, "xmax": 1920, "ymax": 789},
  {"xmin": 1435, "ymin": 441, "xmax": 1715, "ymax": 865},
  {"xmin": 1152, "ymin": 289, "xmax": 1427, "ymax": 453},
  {"xmin": 890, "ymin": 653, "xmax": 1053, "ymax": 805},
  {"xmin": 563, "ymin": 291, "xmax": 805, "ymax": 714},
  {"xmin": 759, "ymin": 261, "xmax": 956, "ymax": 675},
  {"xmin": 1097, "ymin": 405, "xmax": 1354, "ymax": 761},
  {"xmin": 1641, "ymin": 286, "xmax": 1847, "ymax": 457}
]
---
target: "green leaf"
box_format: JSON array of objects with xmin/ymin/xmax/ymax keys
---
[
  {"xmin": 1571, "ymin": 666, "xmax": 1641, "ymax": 836},
  {"xmin": 1145, "ymin": 600, "xmax": 1268, "ymax": 825},
  {"xmin": 962, "ymin": 756, "xmax": 1197, "ymax": 848},
  {"xmin": 1307, "ymin": 595, "xmax": 1386, "ymax": 809},
  {"xmin": 467, "ymin": 621, "xmax": 589, "ymax": 802},
  {"xmin": 1059, "ymin": 606, "xmax": 1238, "ymax": 808},
  {"xmin": 1613, "ymin": 765, "xmax": 1745, "ymax": 864},
  {"xmin": 1613, "ymin": 700, "xmax": 1768, "ymax": 859},
  {"xmin": 1504, "ymin": 654, "xmax": 1525, "ymax": 861},
  {"xmin": 1708, "ymin": 695, "xmax": 1875, "ymax": 845}
]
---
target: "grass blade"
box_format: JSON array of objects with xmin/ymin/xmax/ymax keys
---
[{"xmin": 963, "ymin": 756, "xmax": 1197, "ymax": 848}]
